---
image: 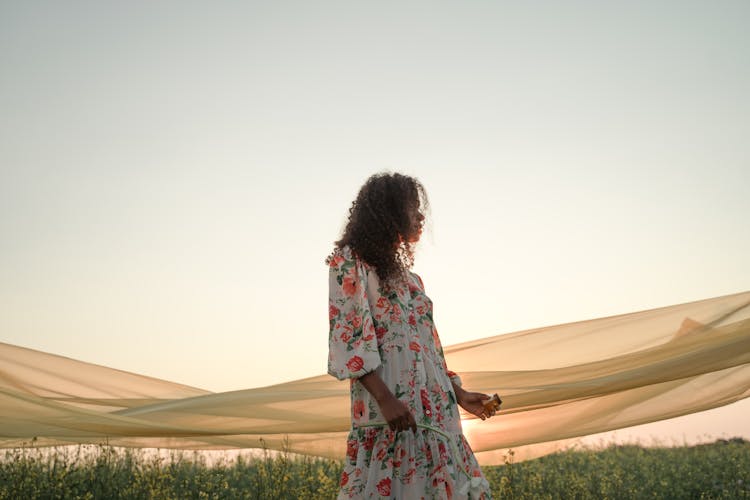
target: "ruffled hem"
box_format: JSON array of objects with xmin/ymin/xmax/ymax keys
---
[{"xmin": 338, "ymin": 425, "xmax": 491, "ymax": 499}]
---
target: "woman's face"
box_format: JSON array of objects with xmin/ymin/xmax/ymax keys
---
[{"xmin": 405, "ymin": 201, "xmax": 425, "ymax": 243}]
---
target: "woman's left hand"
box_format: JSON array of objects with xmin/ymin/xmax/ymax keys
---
[{"xmin": 455, "ymin": 388, "xmax": 495, "ymax": 420}]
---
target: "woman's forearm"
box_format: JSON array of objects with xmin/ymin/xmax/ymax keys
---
[
  {"xmin": 358, "ymin": 371, "xmax": 394, "ymax": 403},
  {"xmin": 451, "ymin": 379, "xmax": 466, "ymax": 401}
]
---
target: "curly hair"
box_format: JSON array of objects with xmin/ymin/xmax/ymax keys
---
[{"xmin": 328, "ymin": 172, "xmax": 429, "ymax": 290}]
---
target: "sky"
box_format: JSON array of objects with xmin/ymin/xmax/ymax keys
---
[{"xmin": 1, "ymin": 1, "xmax": 749, "ymax": 444}]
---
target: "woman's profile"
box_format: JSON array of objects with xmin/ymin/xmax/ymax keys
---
[{"xmin": 326, "ymin": 172, "xmax": 494, "ymax": 499}]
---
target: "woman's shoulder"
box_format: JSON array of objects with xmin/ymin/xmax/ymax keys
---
[
  {"xmin": 326, "ymin": 244, "xmax": 350, "ymax": 261},
  {"xmin": 407, "ymin": 270, "xmax": 425, "ymax": 291},
  {"xmin": 326, "ymin": 245, "xmax": 366, "ymax": 270}
]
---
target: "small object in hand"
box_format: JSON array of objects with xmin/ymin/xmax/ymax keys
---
[{"xmin": 483, "ymin": 393, "xmax": 502, "ymax": 413}]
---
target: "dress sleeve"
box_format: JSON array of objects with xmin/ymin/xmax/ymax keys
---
[
  {"xmin": 446, "ymin": 369, "xmax": 463, "ymax": 387},
  {"xmin": 327, "ymin": 250, "xmax": 381, "ymax": 380}
]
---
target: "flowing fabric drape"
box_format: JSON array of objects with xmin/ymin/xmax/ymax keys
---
[{"xmin": 1, "ymin": 291, "xmax": 748, "ymax": 465}]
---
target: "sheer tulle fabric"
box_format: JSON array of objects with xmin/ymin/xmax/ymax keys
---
[{"xmin": 0, "ymin": 291, "xmax": 748, "ymax": 466}]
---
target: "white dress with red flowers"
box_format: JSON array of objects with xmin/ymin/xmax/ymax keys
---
[{"xmin": 328, "ymin": 246, "xmax": 491, "ymax": 499}]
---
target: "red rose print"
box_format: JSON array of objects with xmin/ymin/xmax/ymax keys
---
[
  {"xmin": 376, "ymin": 297, "xmax": 390, "ymax": 310},
  {"xmin": 403, "ymin": 468, "xmax": 415, "ymax": 483},
  {"xmin": 409, "ymin": 341, "xmax": 421, "ymax": 352},
  {"xmin": 438, "ymin": 441, "xmax": 448, "ymax": 461},
  {"xmin": 364, "ymin": 431, "xmax": 375, "ymax": 451},
  {"xmin": 342, "ymin": 274, "xmax": 357, "ymax": 296},
  {"xmin": 390, "ymin": 307, "xmax": 401, "ymax": 321},
  {"xmin": 351, "ymin": 315, "xmax": 362, "ymax": 328},
  {"xmin": 329, "ymin": 254, "xmax": 344, "ymax": 267},
  {"xmin": 375, "ymin": 326, "xmax": 387, "ymax": 340},
  {"xmin": 346, "ymin": 439, "xmax": 358, "ymax": 461},
  {"xmin": 376, "ymin": 446, "xmax": 386, "ymax": 461},
  {"xmin": 353, "ymin": 399, "xmax": 365, "ymax": 420},
  {"xmin": 408, "ymin": 314, "xmax": 416, "ymax": 326},
  {"xmin": 329, "ymin": 304, "xmax": 340, "ymax": 321},
  {"xmin": 376, "ymin": 477, "xmax": 391, "ymax": 497},
  {"xmin": 346, "ymin": 355, "xmax": 364, "ymax": 373},
  {"xmin": 340, "ymin": 331, "xmax": 351, "ymax": 343},
  {"xmin": 340, "ymin": 471, "xmax": 349, "ymax": 487}
]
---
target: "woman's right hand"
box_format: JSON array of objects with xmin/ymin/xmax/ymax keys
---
[
  {"xmin": 358, "ymin": 371, "xmax": 416, "ymax": 433},
  {"xmin": 378, "ymin": 393, "xmax": 417, "ymax": 433}
]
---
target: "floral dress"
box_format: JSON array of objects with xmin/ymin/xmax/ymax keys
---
[{"xmin": 328, "ymin": 246, "xmax": 491, "ymax": 499}]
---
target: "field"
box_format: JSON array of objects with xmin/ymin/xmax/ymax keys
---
[{"xmin": 1, "ymin": 439, "xmax": 748, "ymax": 499}]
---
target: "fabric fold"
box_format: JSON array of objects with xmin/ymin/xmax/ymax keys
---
[{"xmin": 1, "ymin": 291, "xmax": 748, "ymax": 465}]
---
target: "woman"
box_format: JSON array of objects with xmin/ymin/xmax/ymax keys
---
[{"xmin": 327, "ymin": 172, "xmax": 494, "ymax": 499}]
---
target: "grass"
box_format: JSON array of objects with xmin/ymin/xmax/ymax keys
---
[
  {"xmin": 0, "ymin": 438, "xmax": 748, "ymax": 499},
  {"xmin": 485, "ymin": 438, "xmax": 750, "ymax": 499}
]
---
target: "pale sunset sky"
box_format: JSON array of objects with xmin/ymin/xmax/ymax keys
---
[{"xmin": 1, "ymin": 1, "xmax": 749, "ymax": 444}]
